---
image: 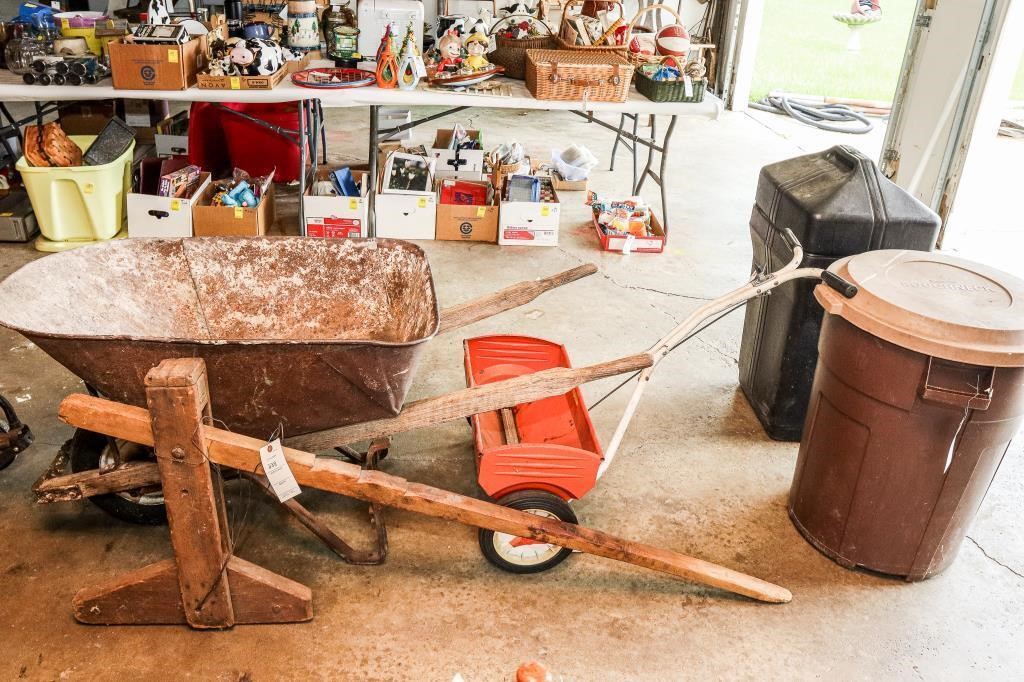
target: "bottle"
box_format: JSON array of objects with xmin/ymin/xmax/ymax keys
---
[
  {"xmin": 54, "ymin": 60, "xmax": 69, "ymax": 75},
  {"xmin": 36, "ymin": 72, "xmax": 51, "ymax": 85},
  {"xmin": 22, "ymin": 72, "xmax": 36, "ymax": 84},
  {"xmin": 30, "ymin": 58, "xmax": 48, "ymax": 73},
  {"xmin": 225, "ymin": 0, "xmax": 244, "ymax": 38},
  {"xmin": 51, "ymin": 72, "xmax": 65, "ymax": 85},
  {"xmin": 66, "ymin": 73, "xmax": 83, "ymax": 85}
]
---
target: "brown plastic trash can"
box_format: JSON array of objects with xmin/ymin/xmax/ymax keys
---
[{"xmin": 790, "ymin": 250, "xmax": 1024, "ymax": 580}]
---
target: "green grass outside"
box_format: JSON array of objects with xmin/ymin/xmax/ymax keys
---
[{"xmin": 750, "ymin": 0, "xmax": 1024, "ymax": 104}]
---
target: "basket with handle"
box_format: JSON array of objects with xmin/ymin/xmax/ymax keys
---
[
  {"xmin": 525, "ymin": 48, "xmax": 633, "ymax": 102},
  {"xmin": 623, "ymin": 3, "xmax": 686, "ymax": 68},
  {"xmin": 488, "ymin": 14, "xmax": 556, "ymax": 80},
  {"xmin": 556, "ymin": 0, "xmax": 629, "ymax": 54}
]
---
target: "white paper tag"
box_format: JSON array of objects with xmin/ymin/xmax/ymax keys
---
[
  {"xmin": 622, "ymin": 234, "xmax": 635, "ymax": 255},
  {"xmin": 684, "ymin": 75, "xmax": 694, "ymax": 98},
  {"xmin": 259, "ymin": 438, "xmax": 301, "ymax": 502}
]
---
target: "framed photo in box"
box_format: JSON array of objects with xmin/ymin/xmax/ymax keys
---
[{"xmin": 382, "ymin": 152, "xmax": 436, "ymax": 195}]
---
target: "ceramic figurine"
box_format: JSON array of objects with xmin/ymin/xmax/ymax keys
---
[
  {"xmin": 375, "ymin": 25, "xmax": 399, "ymax": 88},
  {"xmin": 397, "ymin": 22, "xmax": 423, "ymax": 91},
  {"xmin": 464, "ymin": 33, "xmax": 490, "ymax": 71},
  {"xmin": 147, "ymin": 0, "xmax": 172, "ymax": 25},
  {"xmin": 435, "ymin": 30, "xmax": 462, "ymax": 73}
]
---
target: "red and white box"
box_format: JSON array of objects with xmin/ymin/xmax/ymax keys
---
[
  {"xmin": 497, "ymin": 178, "xmax": 561, "ymax": 247},
  {"xmin": 303, "ymin": 168, "xmax": 370, "ymax": 238},
  {"xmin": 593, "ymin": 211, "xmax": 666, "ymax": 254}
]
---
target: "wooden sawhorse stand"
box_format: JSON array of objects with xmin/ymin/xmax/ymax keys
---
[{"xmin": 72, "ymin": 359, "xmax": 312, "ymax": 628}]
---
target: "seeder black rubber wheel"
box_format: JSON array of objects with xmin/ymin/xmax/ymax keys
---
[
  {"xmin": 479, "ymin": 490, "xmax": 577, "ymax": 574},
  {"xmin": 68, "ymin": 428, "xmax": 167, "ymax": 525}
]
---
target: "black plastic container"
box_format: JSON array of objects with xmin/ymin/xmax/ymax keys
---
[{"xmin": 737, "ymin": 145, "xmax": 940, "ymax": 441}]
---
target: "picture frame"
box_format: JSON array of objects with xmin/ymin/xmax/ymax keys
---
[{"xmin": 381, "ymin": 152, "xmax": 436, "ymax": 195}]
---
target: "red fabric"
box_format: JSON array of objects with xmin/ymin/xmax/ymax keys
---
[{"xmin": 188, "ymin": 102, "xmax": 306, "ymax": 182}]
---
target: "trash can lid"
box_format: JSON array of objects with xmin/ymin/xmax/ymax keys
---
[{"xmin": 815, "ymin": 249, "xmax": 1024, "ymax": 367}]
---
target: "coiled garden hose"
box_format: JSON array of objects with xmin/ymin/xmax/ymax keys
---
[{"xmin": 750, "ymin": 94, "xmax": 875, "ymax": 134}]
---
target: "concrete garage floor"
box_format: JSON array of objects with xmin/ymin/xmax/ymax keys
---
[{"xmin": 1, "ymin": 106, "xmax": 1023, "ymax": 680}]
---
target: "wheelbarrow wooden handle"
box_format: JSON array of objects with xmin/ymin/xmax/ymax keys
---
[
  {"xmin": 287, "ymin": 351, "xmax": 653, "ymax": 452},
  {"xmin": 438, "ymin": 263, "xmax": 599, "ymax": 334},
  {"xmin": 58, "ymin": 391, "xmax": 792, "ymax": 604}
]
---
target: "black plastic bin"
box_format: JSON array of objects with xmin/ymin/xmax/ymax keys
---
[{"xmin": 738, "ymin": 145, "xmax": 940, "ymax": 441}]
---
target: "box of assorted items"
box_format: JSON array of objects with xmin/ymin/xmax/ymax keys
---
[
  {"xmin": 625, "ymin": 4, "xmax": 713, "ymax": 103},
  {"xmin": 543, "ymin": 143, "xmax": 599, "ymax": 191},
  {"xmin": 487, "ymin": 142, "xmax": 531, "ymax": 195},
  {"xmin": 435, "ymin": 178, "xmax": 498, "ymax": 242},
  {"xmin": 375, "ymin": 147, "xmax": 437, "ymax": 240},
  {"xmin": 497, "ymin": 175, "xmax": 561, "ymax": 247},
  {"xmin": 192, "ymin": 168, "xmax": 276, "ymax": 237},
  {"xmin": 588, "ymin": 191, "xmax": 666, "ymax": 254},
  {"xmin": 304, "ymin": 166, "xmax": 370, "ymax": 238},
  {"xmin": 128, "ymin": 157, "xmax": 211, "ymax": 238},
  {"xmin": 108, "ymin": 31, "xmax": 208, "ymax": 90},
  {"xmin": 431, "ymin": 125, "xmax": 485, "ymax": 180},
  {"xmin": 0, "ymin": 191, "xmax": 39, "ymax": 243},
  {"xmin": 198, "ymin": 41, "xmax": 309, "ymax": 90}
]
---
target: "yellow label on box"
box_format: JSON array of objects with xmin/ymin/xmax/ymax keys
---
[
  {"xmin": 540, "ymin": 205, "xmax": 551, "ymax": 217},
  {"xmin": 0, "ymin": 212, "xmax": 12, "ymax": 217},
  {"xmin": 476, "ymin": 207, "xmax": 486, "ymax": 218},
  {"xmin": 234, "ymin": 207, "xmax": 244, "ymax": 219},
  {"xmin": 230, "ymin": 76, "xmax": 240, "ymax": 90},
  {"xmin": 170, "ymin": 199, "xmax": 181, "ymax": 212},
  {"xmin": 418, "ymin": 197, "xmax": 427, "ymax": 209},
  {"xmin": 349, "ymin": 198, "xmax": 359, "ymax": 210},
  {"xmin": 61, "ymin": 18, "xmax": 70, "ymax": 29},
  {"xmin": 168, "ymin": 50, "xmax": 179, "ymax": 64}
]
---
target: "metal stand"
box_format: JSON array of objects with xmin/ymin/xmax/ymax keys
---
[{"xmin": 576, "ymin": 111, "xmax": 678, "ymax": 235}]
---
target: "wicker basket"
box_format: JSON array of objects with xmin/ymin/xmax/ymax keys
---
[
  {"xmin": 556, "ymin": 0, "xmax": 629, "ymax": 55},
  {"xmin": 624, "ymin": 3, "xmax": 684, "ymax": 68},
  {"xmin": 634, "ymin": 70, "xmax": 706, "ymax": 103},
  {"xmin": 489, "ymin": 14, "xmax": 556, "ymax": 80},
  {"xmin": 526, "ymin": 49, "xmax": 633, "ymax": 102}
]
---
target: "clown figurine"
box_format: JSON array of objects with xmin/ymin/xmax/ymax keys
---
[
  {"xmin": 464, "ymin": 33, "xmax": 490, "ymax": 71},
  {"xmin": 435, "ymin": 30, "xmax": 463, "ymax": 72}
]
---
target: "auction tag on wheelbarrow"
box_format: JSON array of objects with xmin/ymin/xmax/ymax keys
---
[{"xmin": 259, "ymin": 439, "xmax": 301, "ymax": 502}]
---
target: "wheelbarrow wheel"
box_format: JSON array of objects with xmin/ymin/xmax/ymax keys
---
[
  {"xmin": 69, "ymin": 428, "xmax": 167, "ymax": 526},
  {"xmin": 479, "ymin": 490, "xmax": 577, "ymax": 574}
]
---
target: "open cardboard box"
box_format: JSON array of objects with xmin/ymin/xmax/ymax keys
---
[
  {"xmin": 303, "ymin": 166, "xmax": 370, "ymax": 238},
  {"xmin": 435, "ymin": 178, "xmax": 498, "ymax": 243},
  {"xmin": 498, "ymin": 177, "xmax": 561, "ymax": 247},
  {"xmin": 108, "ymin": 36, "xmax": 208, "ymax": 90},
  {"xmin": 431, "ymin": 129, "xmax": 485, "ymax": 180},
  {"xmin": 192, "ymin": 181, "xmax": 276, "ymax": 237},
  {"xmin": 593, "ymin": 210, "xmax": 666, "ymax": 254},
  {"xmin": 128, "ymin": 172, "xmax": 212, "ymax": 238}
]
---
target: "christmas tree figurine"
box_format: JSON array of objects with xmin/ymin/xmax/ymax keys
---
[
  {"xmin": 376, "ymin": 24, "xmax": 399, "ymax": 88},
  {"xmin": 397, "ymin": 22, "xmax": 425, "ymax": 90}
]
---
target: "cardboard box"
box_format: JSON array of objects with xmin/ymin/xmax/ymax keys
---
[
  {"xmin": 108, "ymin": 37, "xmax": 207, "ymax": 90},
  {"xmin": 0, "ymin": 191, "xmax": 38, "ymax": 243},
  {"xmin": 434, "ymin": 179, "xmax": 498, "ymax": 242},
  {"xmin": 197, "ymin": 55, "xmax": 308, "ymax": 90},
  {"xmin": 498, "ymin": 178, "xmax": 560, "ymax": 247},
  {"xmin": 192, "ymin": 182, "xmax": 276, "ymax": 237},
  {"xmin": 551, "ymin": 170, "xmax": 589, "ymax": 192},
  {"xmin": 431, "ymin": 129, "xmax": 485, "ymax": 180},
  {"xmin": 593, "ymin": 211, "xmax": 666, "ymax": 254},
  {"xmin": 128, "ymin": 172, "xmax": 211, "ymax": 239},
  {"xmin": 303, "ymin": 167, "xmax": 370, "ymax": 238},
  {"xmin": 375, "ymin": 193, "xmax": 436, "ymax": 240}
]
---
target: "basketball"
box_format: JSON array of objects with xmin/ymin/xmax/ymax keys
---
[{"xmin": 655, "ymin": 24, "xmax": 690, "ymax": 56}]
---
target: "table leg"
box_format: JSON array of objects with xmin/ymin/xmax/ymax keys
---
[
  {"xmin": 633, "ymin": 114, "xmax": 677, "ymax": 234},
  {"xmin": 298, "ymin": 99, "xmax": 308, "ymax": 236},
  {"xmin": 367, "ymin": 104, "xmax": 379, "ymax": 238},
  {"xmin": 318, "ymin": 100, "xmax": 328, "ymax": 165}
]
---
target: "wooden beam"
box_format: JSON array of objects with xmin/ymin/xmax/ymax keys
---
[
  {"xmin": 438, "ymin": 264, "xmax": 598, "ymax": 334},
  {"xmin": 144, "ymin": 358, "xmax": 236, "ymax": 629},
  {"xmin": 60, "ymin": 392, "xmax": 792, "ymax": 604},
  {"xmin": 35, "ymin": 461, "xmax": 161, "ymax": 503},
  {"xmin": 287, "ymin": 352, "xmax": 653, "ymax": 452}
]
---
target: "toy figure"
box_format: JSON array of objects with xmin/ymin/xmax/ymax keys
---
[
  {"xmin": 147, "ymin": 0, "xmax": 171, "ymax": 25},
  {"xmin": 464, "ymin": 33, "xmax": 489, "ymax": 71},
  {"xmin": 435, "ymin": 30, "xmax": 462, "ymax": 72}
]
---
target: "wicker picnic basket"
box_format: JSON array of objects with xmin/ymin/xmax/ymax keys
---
[
  {"xmin": 556, "ymin": 0, "xmax": 629, "ymax": 55},
  {"xmin": 488, "ymin": 14, "xmax": 556, "ymax": 80},
  {"xmin": 525, "ymin": 49, "xmax": 633, "ymax": 102}
]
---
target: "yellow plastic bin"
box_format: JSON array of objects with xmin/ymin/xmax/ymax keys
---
[{"xmin": 16, "ymin": 135, "xmax": 134, "ymax": 252}]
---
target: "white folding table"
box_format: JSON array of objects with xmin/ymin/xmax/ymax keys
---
[{"xmin": 0, "ymin": 64, "xmax": 722, "ymax": 235}]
